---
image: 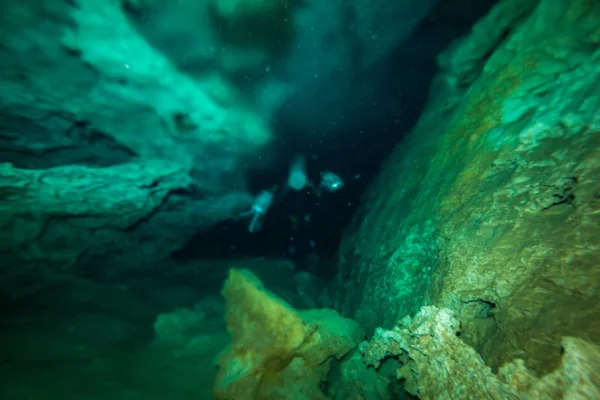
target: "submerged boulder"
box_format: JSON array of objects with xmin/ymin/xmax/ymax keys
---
[{"xmin": 214, "ymin": 269, "xmax": 363, "ymax": 400}]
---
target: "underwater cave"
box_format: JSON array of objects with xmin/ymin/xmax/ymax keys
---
[{"xmin": 0, "ymin": 0, "xmax": 599, "ymax": 399}]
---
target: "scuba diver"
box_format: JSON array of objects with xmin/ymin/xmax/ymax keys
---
[{"xmin": 241, "ymin": 154, "xmax": 354, "ymax": 233}]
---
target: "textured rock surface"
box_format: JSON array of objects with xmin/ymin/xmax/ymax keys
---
[
  {"xmin": 214, "ymin": 269, "xmax": 363, "ymax": 400},
  {"xmin": 360, "ymin": 306, "xmax": 600, "ymax": 399},
  {"xmin": 335, "ymin": 0, "xmax": 600, "ymax": 375},
  {"xmin": 0, "ymin": 161, "xmax": 252, "ymax": 297},
  {"xmin": 0, "ymin": 0, "xmax": 272, "ymax": 295},
  {"xmin": 0, "ymin": 0, "xmax": 272, "ymax": 168}
]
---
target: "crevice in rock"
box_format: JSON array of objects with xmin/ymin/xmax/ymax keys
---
[
  {"xmin": 463, "ymin": 298, "xmax": 497, "ymax": 319},
  {"xmin": 0, "ymin": 116, "xmax": 136, "ymax": 169},
  {"xmin": 540, "ymin": 177, "xmax": 578, "ymax": 210}
]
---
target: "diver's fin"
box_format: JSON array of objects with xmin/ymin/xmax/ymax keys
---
[{"xmin": 248, "ymin": 214, "xmax": 263, "ymax": 233}]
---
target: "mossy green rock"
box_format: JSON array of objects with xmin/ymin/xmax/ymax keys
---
[{"xmin": 335, "ymin": 0, "xmax": 600, "ymax": 375}]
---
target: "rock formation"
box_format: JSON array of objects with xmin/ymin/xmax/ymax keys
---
[
  {"xmin": 1, "ymin": 0, "xmax": 599, "ymax": 398},
  {"xmin": 214, "ymin": 269, "xmax": 363, "ymax": 400},
  {"xmin": 335, "ymin": 0, "xmax": 600, "ymax": 375},
  {"xmin": 0, "ymin": 0, "xmax": 269, "ymax": 297},
  {"xmin": 360, "ymin": 306, "xmax": 600, "ymax": 399}
]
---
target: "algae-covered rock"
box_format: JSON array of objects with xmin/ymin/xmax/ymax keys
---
[
  {"xmin": 360, "ymin": 306, "xmax": 600, "ymax": 399},
  {"xmin": 0, "ymin": 161, "xmax": 252, "ymax": 297},
  {"xmin": 336, "ymin": 0, "xmax": 600, "ymax": 375},
  {"xmin": 214, "ymin": 269, "xmax": 363, "ymax": 400},
  {"xmin": 0, "ymin": 0, "xmax": 269, "ymax": 295}
]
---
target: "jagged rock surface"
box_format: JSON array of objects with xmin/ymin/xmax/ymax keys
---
[
  {"xmin": 360, "ymin": 306, "xmax": 600, "ymax": 399},
  {"xmin": 0, "ymin": 0, "xmax": 270, "ymax": 295},
  {"xmin": 0, "ymin": 161, "xmax": 252, "ymax": 297},
  {"xmin": 214, "ymin": 269, "xmax": 363, "ymax": 400},
  {"xmin": 335, "ymin": 0, "xmax": 600, "ymax": 375},
  {"xmin": 0, "ymin": 0, "xmax": 271, "ymax": 169}
]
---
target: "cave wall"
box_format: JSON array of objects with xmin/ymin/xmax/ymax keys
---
[
  {"xmin": 0, "ymin": 0, "xmax": 266, "ymax": 297},
  {"xmin": 0, "ymin": 0, "xmax": 443, "ymax": 297},
  {"xmin": 335, "ymin": 0, "xmax": 600, "ymax": 375}
]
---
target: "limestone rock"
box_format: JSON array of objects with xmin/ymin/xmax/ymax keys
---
[
  {"xmin": 0, "ymin": 161, "xmax": 251, "ymax": 298},
  {"xmin": 360, "ymin": 306, "xmax": 600, "ymax": 399},
  {"xmin": 0, "ymin": 0, "xmax": 270, "ymax": 167},
  {"xmin": 214, "ymin": 269, "xmax": 363, "ymax": 400},
  {"xmin": 0, "ymin": 0, "xmax": 271, "ymax": 294},
  {"xmin": 336, "ymin": 0, "xmax": 600, "ymax": 374}
]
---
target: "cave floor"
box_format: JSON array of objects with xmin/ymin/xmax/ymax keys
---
[{"xmin": 0, "ymin": 279, "xmax": 225, "ymax": 400}]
